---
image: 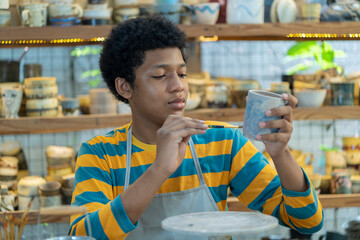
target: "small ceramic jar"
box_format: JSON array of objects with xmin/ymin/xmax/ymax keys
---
[
  {"xmin": 206, "ymin": 81, "xmax": 228, "ymax": 108},
  {"xmin": 331, "ymin": 169, "xmax": 351, "ymax": 194}
]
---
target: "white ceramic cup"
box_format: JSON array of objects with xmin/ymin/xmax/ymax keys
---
[
  {"xmin": 49, "ymin": 3, "xmax": 83, "ymax": 17},
  {"xmin": 193, "ymin": 2, "xmax": 219, "ymax": 24},
  {"xmin": 2, "ymin": 88, "xmax": 23, "ymax": 119},
  {"xmin": 19, "ymin": 3, "xmax": 48, "ymax": 27}
]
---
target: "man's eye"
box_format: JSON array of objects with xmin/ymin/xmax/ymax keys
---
[
  {"xmin": 152, "ymin": 75, "xmax": 166, "ymax": 79},
  {"xmin": 178, "ymin": 74, "xmax": 187, "ymax": 78}
]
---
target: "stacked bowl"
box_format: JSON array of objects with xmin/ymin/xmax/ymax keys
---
[
  {"xmin": 24, "ymin": 77, "xmax": 59, "ymax": 117},
  {"xmin": 83, "ymin": 0, "xmax": 112, "ymax": 25}
]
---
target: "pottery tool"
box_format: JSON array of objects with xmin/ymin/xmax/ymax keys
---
[
  {"xmin": 2, "ymin": 214, "xmax": 7, "ymax": 240},
  {"xmin": 208, "ymin": 125, "xmax": 243, "ymax": 129},
  {"xmin": 16, "ymin": 216, "xmax": 27, "ymax": 240},
  {"xmin": 8, "ymin": 214, "xmax": 13, "ymax": 240},
  {"xmin": 17, "ymin": 196, "xmax": 34, "ymax": 240}
]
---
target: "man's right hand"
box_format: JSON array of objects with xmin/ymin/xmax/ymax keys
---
[{"xmin": 153, "ymin": 115, "xmax": 207, "ymax": 177}]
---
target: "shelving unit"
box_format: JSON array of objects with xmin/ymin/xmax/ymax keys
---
[
  {"xmin": 2, "ymin": 22, "xmax": 360, "ymax": 47},
  {"xmin": 1, "ymin": 22, "xmax": 360, "ymax": 226},
  {"xmin": 6, "ymin": 194, "xmax": 359, "ymax": 225},
  {"xmin": 227, "ymin": 194, "xmax": 360, "ymax": 212},
  {"xmin": 0, "ymin": 106, "xmax": 359, "ymax": 135}
]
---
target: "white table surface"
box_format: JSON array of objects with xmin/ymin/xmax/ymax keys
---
[{"xmin": 161, "ymin": 211, "xmax": 279, "ymax": 237}]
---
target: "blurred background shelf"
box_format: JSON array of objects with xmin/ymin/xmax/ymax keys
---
[
  {"xmin": 5, "ymin": 194, "xmax": 360, "ymax": 225},
  {"xmin": 227, "ymin": 194, "xmax": 360, "ymax": 212},
  {"xmin": 0, "ymin": 106, "xmax": 359, "ymax": 135},
  {"xmin": 2, "ymin": 22, "xmax": 360, "ymax": 47}
]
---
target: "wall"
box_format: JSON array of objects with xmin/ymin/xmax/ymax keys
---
[{"xmin": 1, "ymin": 41, "xmax": 360, "ymax": 238}]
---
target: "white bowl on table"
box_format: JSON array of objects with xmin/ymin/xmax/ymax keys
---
[{"xmin": 294, "ymin": 89, "xmax": 327, "ymax": 108}]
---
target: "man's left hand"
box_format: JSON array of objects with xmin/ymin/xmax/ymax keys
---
[{"xmin": 256, "ymin": 93, "xmax": 298, "ymax": 158}]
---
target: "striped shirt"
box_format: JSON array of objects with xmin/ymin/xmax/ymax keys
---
[{"xmin": 70, "ymin": 121, "xmax": 323, "ymax": 239}]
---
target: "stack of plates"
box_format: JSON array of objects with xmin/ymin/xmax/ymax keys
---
[{"xmin": 24, "ymin": 77, "xmax": 59, "ymax": 117}]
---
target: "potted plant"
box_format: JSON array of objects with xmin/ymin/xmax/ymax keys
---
[{"xmin": 284, "ymin": 41, "xmax": 346, "ymax": 81}]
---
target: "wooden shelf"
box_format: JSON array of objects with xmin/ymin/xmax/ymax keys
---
[
  {"xmin": 2, "ymin": 22, "xmax": 360, "ymax": 47},
  {"xmin": 0, "ymin": 210, "xmax": 70, "ymax": 225},
  {"xmin": 3, "ymin": 194, "xmax": 359, "ymax": 225},
  {"xmin": 0, "ymin": 106, "xmax": 359, "ymax": 135},
  {"xmin": 227, "ymin": 194, "xmax": 360, "ymax": 212}
]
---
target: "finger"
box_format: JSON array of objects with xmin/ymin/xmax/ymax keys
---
[
  {"xmin": 172, "ymin": 128, "xmax": 207, "ymax": 142},
  {"xmin": 266, "ymin": 105, "xmax": 293, "ymax": 122},
  {"xmin": 164, "ymin": 116, "xmax": 206, "ymax": 130},
  {"xmin": 282, "ymin": 93, "xmax": 298, "ymax": 109},
  {"xmin": 257, "ymin": 132, "xmax": 291, "ymax": 143},
  {"xmin": 259, "ymin": 119, "xmax": 293, "ymax": 133}
]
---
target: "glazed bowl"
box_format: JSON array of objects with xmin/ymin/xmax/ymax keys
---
[{"xmin": 294, "ymin": 89, "xmax": 326, "ymax": 107}]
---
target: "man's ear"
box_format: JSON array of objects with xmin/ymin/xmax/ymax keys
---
[{"xmin": 115, "ymin": 77, "xmax": 132, "ymax": 100}]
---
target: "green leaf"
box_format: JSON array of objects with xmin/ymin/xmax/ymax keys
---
[
  {"xmin": 286, "ymin": 41, "xmax": 320, "ymax": 56},
  {"xmin": 334, "ymin": 50, "xmax": 346, "ymax": 57},
  {"xmin": 286, "ymin": 62, "xmax": 316, "ymax": 75},
  {"xmin": 89, "ymin": 79, "xmax": 101, "ymax": 88},
  {"xmin": 81, "ymin": 69, "xmax": 101, "ymax": 79},
  {"xmin": 321, "ymin": 41, "xmax": 335, "ymax": 63}
]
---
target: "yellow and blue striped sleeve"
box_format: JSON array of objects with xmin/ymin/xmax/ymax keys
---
[
  {"xmin": 228, "ymin": 129, "xmax": 324, "ymax": 234},
  {"xmin": 69, "ymin": 129, "xmax": 137, "ymax": 239}
]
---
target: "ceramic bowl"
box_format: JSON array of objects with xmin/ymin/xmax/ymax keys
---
[
  {"xmin": 193, "ymin": 2, "xmax": 219, "ymax": 24},
  {"xmin": 60, "ymin": 98, "xmax": 80, "ymax": 116},
  {"xmin": 294, "ymin": 89, "xmax": 326, "ymax": 108},
  {"xmin": 83, "ymin": 7, "xmax": 112, "ymax": 18},
  {"xmin": 185, "ymin": 92, "xmax": 201, "ymax": 111},
  {"xmin": 205, "ymin": 81, "xmax": 229, "ymax": 108}
]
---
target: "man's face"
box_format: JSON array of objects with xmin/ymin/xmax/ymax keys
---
[{"xmin": 129, "ymin": 47, "xmax": 188, "ymax": 126}]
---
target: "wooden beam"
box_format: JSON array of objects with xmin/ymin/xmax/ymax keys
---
[{"xmin": 0, "ymin": 106, "xmax": 359, "ymax": 135}]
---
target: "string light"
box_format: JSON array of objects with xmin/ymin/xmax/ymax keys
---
[
  {"xmin": 286, "ymin": 33, "xmax": 360, "ymax": 39},
  {"xmin": 0, "ymin": 37, "xmax": 107, "ymax": 46},
  {"xmin": 198, "ymin": 35, "xmax": 219, "ymax": 42},
  {"xmin": 2, "ymin": 33, "xmax": 360, "ymax": 46}
]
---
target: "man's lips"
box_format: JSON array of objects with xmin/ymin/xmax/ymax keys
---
[
  {"xmin": 168, "ymin": 97, "xmax": 186, "ymax": 109},
  {"xmin": 168, "ymin": 97, "xmax": 185, "ymax": 104}
]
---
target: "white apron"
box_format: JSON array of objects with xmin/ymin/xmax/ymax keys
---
[{"xmin": 125, "ymin": 126, "xmax": 219, "ymax": 239}]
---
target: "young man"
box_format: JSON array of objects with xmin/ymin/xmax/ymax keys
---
[{"xmin": 69, "ymin": 16, "xmax": 323, "ymax": 239}]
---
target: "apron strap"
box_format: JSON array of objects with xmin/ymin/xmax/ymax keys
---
[
  {"xmin": 125, "ymin": 127, "xmax": 208, "ymax": 189},
  {"xmin": 189, "ymin": 138, "xmax": 207, "ymax": 186},
  {"xmin": 124, "ymin": 125, "xmax": 132, "ymax": 190}
]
